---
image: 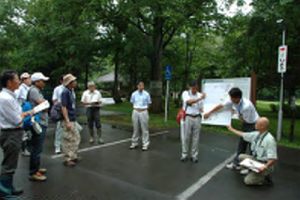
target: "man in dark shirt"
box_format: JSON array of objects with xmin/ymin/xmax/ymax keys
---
[{"xmin": 61, "ymin": 74, "xmax": 82, "ymax": 167}]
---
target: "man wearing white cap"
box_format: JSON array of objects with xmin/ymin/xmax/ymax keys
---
[
  {"xmin": 61, "ymin": 74, "xmax": 82, "ymax": 167},
  {"xmin": 81, "ymin": 81, "xmax": 103, "ymax": 144},
  {"xmin": 15, "ymin": 72, "xmax": 32, "ymax": 157},
  {"xmin": 27, "ymin": 72, "xmax": 49, "ymax": 182}
]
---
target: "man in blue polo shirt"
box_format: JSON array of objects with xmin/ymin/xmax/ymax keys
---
[{"xmin": 129, "ymin": 81, "xmax": 151, "ymax": 151}]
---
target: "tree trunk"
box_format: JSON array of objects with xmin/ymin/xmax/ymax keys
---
[
  {"xmin": 182, "ymin": 33, "xmax": 190, "ymax": 92},
  {"xmin": 113, "ymin": 51, "xmax": 122, "ymax": 104},
  {"xmin": 149, "ymin": 17, "xmax": 164, "ymax": 113}
]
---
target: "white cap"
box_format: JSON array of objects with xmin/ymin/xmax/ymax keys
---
[
  {"xmin": 31, "ymin": 72, "xmax": 49, "ymax": 82},
  {"xmin": 20, "ymin": 72, "xmax": 30, "ymax": 79}
]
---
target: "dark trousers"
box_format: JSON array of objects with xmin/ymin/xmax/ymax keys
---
[
  {"xmin": 29, "ymin": 125, "xmax": 47, "ymax": 175},
  {"xmin": 0, "ymin": 130, "xmax": 23, "ymax": 175},
  {"xmin": 233, "ymin": 122, "xmax": 256, "ymax": 165},
  {"xmin": 86, "ymin": 107, "xmax": 101, "ymax": 130}
]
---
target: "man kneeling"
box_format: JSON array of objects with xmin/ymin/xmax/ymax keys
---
[{"xmin": 227, "ymin": 117, "xmax": 277, "ymax": 186}]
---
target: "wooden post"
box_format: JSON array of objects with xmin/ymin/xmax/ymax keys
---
[{"xmin": 251, "ymin": 71, "xmax": 257, "ymax": 106}]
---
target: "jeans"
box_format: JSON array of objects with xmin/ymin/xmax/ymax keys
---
[
  {"xmin": 233, "ymin": 122, "xmax": 255, "ymax": 166},
  {"xmin": 29, "ymin": 125, "xmax": 47, "ymax": 175}
]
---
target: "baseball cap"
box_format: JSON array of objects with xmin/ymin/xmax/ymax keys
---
[{"xmin": 31, "ymin": 72, "xmax": 49, "ymax": 82}]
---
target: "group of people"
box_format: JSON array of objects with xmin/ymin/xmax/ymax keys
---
[
  {"xmin": 0, "ymin": 70, "xmax": 278, "ymax": 199},
  {"xmin": 0, "ymin": 70, "xmax": 87, "ymax": 199},
  {"xmin": 177, "ymin": 81, "xmax": 277, "ymax": 186}
]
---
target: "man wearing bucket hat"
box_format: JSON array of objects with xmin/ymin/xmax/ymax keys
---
[
  {"xmin": 27, "ymin": 72, "xmax": 49, "ymax": 182},
  {"xmin": 61, "ymin": 74, "xmax": 82, "ymax": 167}
]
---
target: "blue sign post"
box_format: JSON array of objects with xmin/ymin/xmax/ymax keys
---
[{"xmin": 165, "ymin": 65, "xmax": 172, "ymax": 122}]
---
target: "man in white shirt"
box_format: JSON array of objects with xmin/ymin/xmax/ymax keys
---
[
  {"xmin": 15, "ymin": 72, "xmax": 32, "ymax": 157},
  {"xmin": 204, "ymin": 87, "xmax": 259, "ymax": 170},
  {"xmin": 0, "ymin": 70, "xmax": 31, "ymax": 198},
  {"xmin": 81, "ymin": 81, "xmax": 103, "ymax": 144},
  {"xmin": 52, "ymin": 75, "xmax": 65, "ymax": 154},
  {"xmin": 181, "ymin": 80, "xmax": 205, "ymax": 163},
  {"xmin": 129, "ymin": 81, "xmax": 151, "ymax": 151},
  {"xmin": 15, "ymin": 72, "xmax": 31, "ymax": 105}
]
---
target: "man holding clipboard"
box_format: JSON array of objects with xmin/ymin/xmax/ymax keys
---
[
  {"xmin": 227, "ymin": 117, "xmax": 277, "ymax": 186},
  {"xmin": 81, "ymin": 81, "xmax": 103, "ymax": 144}
]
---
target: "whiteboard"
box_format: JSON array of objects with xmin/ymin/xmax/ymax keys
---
[{"xmin": 201, "ymin": 77, "xmax": 251, "ymax": 126}]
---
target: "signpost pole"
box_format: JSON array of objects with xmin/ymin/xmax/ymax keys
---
[
  {"xmin": 164, "ymin": 80, "xmax": 170, "ymax": 122},
  {"xmin": 164, "ymin": 65, "xmax": 172, "ymax": 123},
  {"xmin": 276, "ymin": 29, "xmax": 286, "ymax": 141}
]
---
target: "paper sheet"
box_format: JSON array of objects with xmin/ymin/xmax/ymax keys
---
[
  {"xmin": 33, "ymin": 100, "xmax": 50, "ymax": 114},
  {"xmin": 240, "ymin": 158, "xmax": 265, "ymax": 173}
]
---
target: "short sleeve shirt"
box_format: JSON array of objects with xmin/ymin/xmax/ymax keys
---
[
  {"xmin": 61, "ymin": 87, "xmax": 76, "ymax": 121},
  {"xmin": 15, "ymin": 83, "xmax": 30, "ymax": 105},
  {"xmin": 130, "ymin": 90, "xmax": 151, "ymax": 109},
  {"xmin": 52, "ymin": 84, "xmax": 64, "ymax": 103},
  {"xmin": 222, "ymin": 98, "xmax": 259, "ymax": 124},
  {"xmin": 182, "ymin": 90, "xmax": 203, "ymax": 115},
  {"xmin": 81, "ymin": 90, "xmax": 102, "ymax": 107},
  {"xmin": 243, "ymin": 131, "xmax": 278, "ymax": 162},
  {"xmin": 28, "ymin": 86, "xmax": 48, "ymax": 126}
]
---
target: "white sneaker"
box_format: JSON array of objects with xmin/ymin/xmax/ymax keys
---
[
  {"xmin": 22, "ymin": 149, "xmax": 31, "ymax": 157},
  {"xmin": 142, "ymin": 146, "xmax": 148, "ymax": 151},
  {"xmin": 129, "ymin": 144, "xmax": 138, "ymax": 149},
  {"xmin": 240, "ymin": 169, "xmax": 249, "ymax": 175},
  {"xmin": 226, "ymin": 163, "xmax": 235, "ymax": 169},
  {"xmin": 55, "ymin": 148, "xmax": 61, "ymax": 154},
  {"xmin": 226, "ymin": 163, "xmax": 240, "ymax": 170}
]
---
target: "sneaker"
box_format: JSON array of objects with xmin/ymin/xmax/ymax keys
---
[
  {"xmin": 97, "ymin": 138, "xmax": 104, "ymax": 144},
  {"xmin": 226, "ymin": 162, "xmax": 240, "ymax": 170},
  {"xmin": 129, "ymin": 144, "xmax": 138, "ymax": 149},
  {"xmin": 89, "ymin": 138, "xmax": 94, "ymax": 144},
  {"xmin": 191, "ymin": 158, "xmax": 199, "ymax": 163},
  {"xmin": 29, "ymin": 172, "xmax": 47, "ymax": 182},
  {"xmin": 55, "ymin": 148, "xmax": 61, "ymax": 154},
  {"xmin": 63, "ymin": 160, "xmax": 76, "ymax": 167},
  {"xmin": 142, "ymin": 146, "xmax": 148, "ymax": 151},
  {"xmin": 39, "ymin": 168, "xmax": 47, "ymax": 174},
  {"xmin": 180, "ymin": 157, "xmax": 188, "ymax": 162},
  {"xmin": 240, "ymin": 169, "xmax": 249, "ymax": 175},
  {"xmin": 22, "ymin": 149, "xmax": 31, "ymax": 157}
]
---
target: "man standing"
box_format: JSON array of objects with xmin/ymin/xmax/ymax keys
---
[
  {"xmin": 81, "ymin": 81, "xmax": 103, "ymax": 144},
  {"xmin": 227, "ymin": 117, "xmax": 277, "ymax": 186},
  {"xmin": 52, "ymin": 75, "xmax": 65, "ymax": 154},
  {"xmin": 61, "ymin": 74, "xmax": 81, "ymax": 167},
  {"xmin": 15, "ymin": 72, "xmax": 32, "ymax": 157},
  {"xmin": 181, "ymin": 80, "xmax": 205, "ymax": 163},
  {"xmin": 15, "ymin": 72, "xmax": 31, "ymax": 105},
  {"xmin": 28, "ymin": 72, "xmax": 49, "ymax": 182},
  {"xmin": 0, "ymin": 70, "xmax": 31, "ymax": 198},
  {"xmin": 204, "ymin": 87, "xmax": 259, "ymax": 170},
  {"xmin": 129, "ymin": 81, "xmax": 151, "ymax": 151}
]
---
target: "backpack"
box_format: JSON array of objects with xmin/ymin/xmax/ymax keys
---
[
  {"xmin": 50, "ymin": 102, "xmax": 63, "ymax": 122},
  {"xmin": 22, "ymin": 87, "xmax": 41, "ymax": 130}
]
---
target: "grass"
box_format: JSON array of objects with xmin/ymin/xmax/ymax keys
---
[{"xmin": 101, "ymin": 100, "xmax": 300, "ymax": 149}]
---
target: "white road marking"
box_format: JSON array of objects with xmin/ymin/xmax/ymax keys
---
[
  {"xmin": 51, "ymin": 130, "xmax": 169, "ymax": 159},
  {"xmin": 176, "ymin": 154, "xmax": 236, "ymax": 200}
]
